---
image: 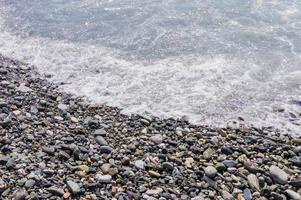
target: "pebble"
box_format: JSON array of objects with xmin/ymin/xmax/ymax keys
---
[
  {"xmin": 96, "ymin": 174, "xmax": 112, "ymax": 184},
  {"xmin": 150, "ymin": 134, "xmax": 163, "ymax": 144},
  {"xmin": 66, "ymin": 180, "xmax": 81, "ymax": 194},
  {"xmin": 95, "ymin": 136, "xmax": 108, "ymax": 146},
  {"xmin": 285, "ymin": 189, "xmax": 301, "ymax": 200},
  {"xmin": 24, "ymin": 179, "xmax": 36, "ymax": 188},
  {"xmin": 135, "ymin": 160, "xmax": 145, "ymax": 170},
  {"xmin": 99, "ymin": 146, "xmax": 114, "ymax": 154},
  {"xmin": 269, "ymin": 165, "xmax": 288, "ymax": 184},
  {"xmin": 146, "ymin": 188, "xmax": 163, "ymax": 196},
  {"xmin": 93, "ymin": 129, "xmax": 107, "ymax": 136},
  {"xmin": 148, "ymin": 170, "xmax": 161, "ymax": 178},
  {"xmin": 243, "ymin": 188, "xmax": 252, "ymax": 200},
  {"xmin": 47, "ymin": 186, "xmax": 64, "ymax": 196},
  {"xmin": 247, "ymin": 174, "xmax": 260, "ymax": 191},
  {"xmin": 204, "ymin": 166, "xmax": 217, "ymax": 178}
]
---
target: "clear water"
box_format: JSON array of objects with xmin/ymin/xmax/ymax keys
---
[{"xmin": 0, "ymin": 0, "xmax": 301, "ymax": 134}]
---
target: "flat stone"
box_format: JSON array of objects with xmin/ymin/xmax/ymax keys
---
[
  {"xmin": 204, "ymin": 166, "xmax": 217, "ymax": 178},
  {"xmin": 244, "ymin": 161, "xmax": 260, "ymax": 173},
  {"xmin": 93, "ymin": 129, "xmax": 107, "ymax": 136},
  {"xmin": 47, "ymin": 186, "xmax": 64, "ymax": 196},
  {"xmin": 135, "ymin": 160, "xmax": 145, "ymax": 170},
  {"xmin": 150, "ymin": 134, "xmax": 163, "ymax": 144},
  {"xmin": 70, "ymin": 116, "xmax": 79, "ymax": 123},
  {"xmin": 99, "ymin": 146, "xmax": 113, "ymax": 154},
  {"xmin": 16, "ymin": 84, "xmax": 32, "ymax": 92},
  {"xmin": 269, "ymin": 165, "xmax": 288, "ymax": 185},
  {"xmin": 146, "ymin": 188, "xmax": 163, "ymax": 196},
  {"xmin": 66, "ymin": 180, "xmax": 81, "ymax": 194},
  {"xmin": 222, "ymin": 160, "xmax": 237, "ymax": 168},
  {"xmin": 42, "ymin": 146, "xmax": 55, "ymax": 155},
  {"xmin": 96, "ymin": 174, "xmax": 112, "ymax": 184},
  {"xmin": 148, "ymin": 170, "xmax": 161, "ymax": 178},
  {"xmin": 247, "ymin": 174, "xmax": 260, "ymax": 191},
  {"xmin": 286, "ymin": 189, "xmax": 301, "ymax": 200}
]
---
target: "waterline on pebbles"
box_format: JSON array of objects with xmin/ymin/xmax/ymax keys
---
[{"xmin": 0, "ymin": 55, "xmax": 301, "ymax": 199}]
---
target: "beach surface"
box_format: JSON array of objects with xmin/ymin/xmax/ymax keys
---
[{"xmin": 0, "ymin": 55, "xmax": 301, "ymax": 199}]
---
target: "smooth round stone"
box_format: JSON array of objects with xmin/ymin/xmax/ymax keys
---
[
  {"xmin": 148, "ymin": 170, "xmax": 161, "ymax": 178},
  {"xmin": 215, "ymin": 163, "xmax": 226, "ymax": 172},
  {"xmin": 243, "ymin": 188, "xmax": 252, "ymax": 200},
  {"xmin": 96, "ymin": 174, "xmax": 112, "ymax": 184},
  {"xmin": 286, "ymin": 189, "xmax": 301, "ymax": 200},
  {"xmin": 150, "ymin": 134, "xmax": 163, "ymax": 144},
  {"xmin": 204, "ymin": 166, "xmax": 217, "ymax": 178},
  {"xmin": 269, "ymin": 165, "xmax": 288, "ymax": 185},
  {"xmin": 247, "ymin": 174, "xmax": 260, "ymax": 191},
  {"xmin": 24, "ymin": 179, "xmax": 36, "ymax": 188},
  {"xmin": 99, "ymin": 146, "xmax": 113, "ymax": 154},
  {"xmin": 135, "ymin": 160, "xmax": 145, "ymax": 170},
  {"xmin": 95, "ymin": 136, "xmax": 108, "ymax": 146}
]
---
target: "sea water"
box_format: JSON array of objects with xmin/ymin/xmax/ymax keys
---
[{"xmin": 0, "ymin": 0, "xmax": 301, "ymax": 133}]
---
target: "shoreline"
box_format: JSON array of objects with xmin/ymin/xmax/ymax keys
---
[{"xmin": 0, "ymin": 55, "xmax": 300, "ymax": 199}]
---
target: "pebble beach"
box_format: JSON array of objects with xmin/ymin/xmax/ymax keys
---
[{"xmin": 0, "ymin": 54, "xmax": 301, "ymax": 199}]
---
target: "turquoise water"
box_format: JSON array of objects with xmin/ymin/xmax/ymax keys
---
[{"xmin": 0, "ymin": 0, "xmax": 301, "ymax": 133}]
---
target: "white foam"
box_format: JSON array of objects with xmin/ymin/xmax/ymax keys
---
[{"xmin": 0, "ymin": 1, "xmax": 300, "ymax": 134}]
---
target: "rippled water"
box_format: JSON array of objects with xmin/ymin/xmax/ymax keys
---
[{"xmin": 0, "ymin": 0, "xmax": 301, "ymax": 133}]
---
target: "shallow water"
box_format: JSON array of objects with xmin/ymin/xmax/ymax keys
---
[{"xmin": 0, "ymin": 0, "xmax": 301, "ymax": 133}]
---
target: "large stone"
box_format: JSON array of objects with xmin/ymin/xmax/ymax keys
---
[
  {"xmin": 269, "ymin": 165, "xmax": 288, "ymax": 185},
  {"xmin": 96, "ymin": 174, "xmax": 112, "ymax": 184},
  {"xmin": 66, "ymin": 180, "xmax": 81, "ymax": 194},
  {"xmin": 204, "ymin": 166, "xmax": 217, "ymax": 178},
  {"xmin": 150, "ymin": 134, "xmax": 163, "ymax": 144},
  {"xmin": 95, "ymin": 136, "xmax": 108, "ymax": 146},
  {"xmin": 93, "ymin": 129, "xmax": 107, "ymax": 136},
  {"xmin": 286, "ymin": 189, "xmax": 301, "ymax": 200},
  {"xmin": 135, "ymin": 160, "xmax": 145, "ymax": 170},
  {"xmin": 99, "ymin": 146, "xmax": 113, "ymax": 154},
  {"xmin": 247, "ymin": 174, "xmax": 260, "ymax": 191}
]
